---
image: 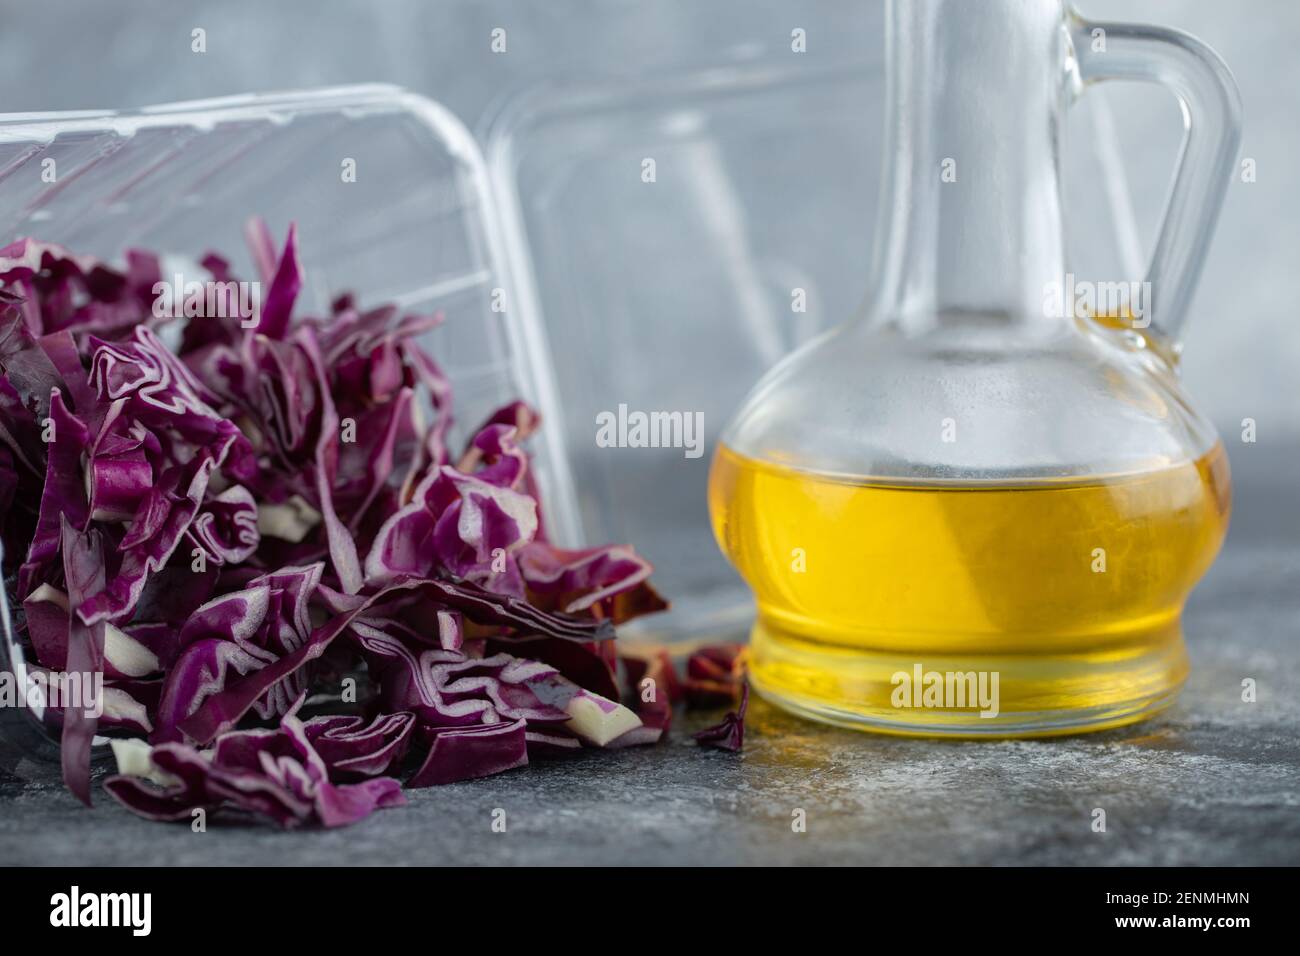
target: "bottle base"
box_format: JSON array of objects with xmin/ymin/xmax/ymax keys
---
[{"xmin": 747, "ymin": 618, "xmax": 1188, "ymax": 738}]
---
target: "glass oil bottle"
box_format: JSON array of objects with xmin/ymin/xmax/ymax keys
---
[{"xmin": 710, "ymin": 0, "xmax": 1242, "ymax": 735}]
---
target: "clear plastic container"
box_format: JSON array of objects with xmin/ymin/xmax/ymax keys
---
[
  {"xmin": 0, "ymin": 85, "xmax": 540, "ymax": 759},
  {"xmin": 481, "ymin": 62, "xmax": 1142, "ymax": 641},
  {"xmin": 0, "ymin": 69, "xmax": 1139, "ymax": 760}
]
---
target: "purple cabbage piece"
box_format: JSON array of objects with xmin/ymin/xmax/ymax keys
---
[
  {"xmin": 103, "ymin": 744, "xmax": 219, "ymax": 822},
  {"xmin": 363, "ymin": 402, "xmax": 555, "ymax": 596},
  {"xmin": 63, "ymin": 327, "xmax": 257, "ymax": 625},
  {"xmin": 523, "ymin": 727, "xmax": 582, "ymax": 758},
  {"xmin": 99, "ymin": 683, "xmax": 159, "ymax": 735},
  {"xmin": 77, "ymin": 456, "xmax": 219, "ymax": 625},
  {"xmin": 131, "ymin": 563, "xmax": 220, "ymax": 632},
  {"xmin": 187, "ymin": 485, "xmax": 260, "ymax": 565},
  {"xmin": 298, "ymin": 326, "xmax": 362, "ymax": 594},
  {"xmin": 0, "ymin": 238, "xmax": 163, "ymax": 341},
  {"xmin": 408, "ymin": 718, "xmax": 529, "ymax": 788},
  {"xmin": 364, "ymin": 465, "xmax": 537, "ymax": 590},
  {"xmin": 403, "ymin": 339, "xmax": 453, "ymax": 467},
  {"xmin": 38, "ymin": 330, "xmax": 99, "ymax": 421},
  {"xmin": 692, "ymin": 683, "xmax": 749, "ymax": 753},
  {"xmin": 88, "ymin": 326, "xmax": 242, "ymax": 454},
  {"xmin": 352, "ymin": 625, "xmax": 568, "ymax": 730},
  {"xmin": 396, "ymin": 576, "xmax": 616, "ymax": 643},
  {"xmin": 0, "ymin": 308, "xmax": 66, "ymax": 446},
  {"xmin": 317, "ymin": 309, "xmax": 439, "ymax": 532},
  {"xmin": 175, "ymin": 587, "xmax": 378, "ymax": 745},
  {"xmin": 105, "ymin": 707, "xmax": 406, "ymax": 828},
  {"xmin": 454, "ymin": 401, "xmax": 538, "ymax": 491},
  {"xmin": 27, "ymin": 670, "xmax": 159, "ymax": 738},
  {"xmin": 156, "ymin": 563, "xmax": 324, "ymax": 740},
  {"xmin": 302, "ymin": 712, "xmax": 415, "ymax": 781},
  {"xmin": 21, "ymin": 587, "xmax": 69, "ymax": 669},
  {"xmin": 166, "ymin": 577, "xmax": 612, "ymax": 747},
  {"xmin": 59, "ymin": 519, "xmax": 108, "ymax": 805},
  {"xmin": 86, "ymin": 432, "xmax": 153, "ymax": 522},
  {"xmin": 22, "ymin": 390, "xmax": 90, "ymax": 582},
  {"xmin": 244, "ymin": 218, "xmax": 279, "ymax": 286},
  {"xmin": 21, "ymin": 584, "xmax": 160, "ymax": 681},
  {"xmin": 154, "ymin": 638, "xmax": 269, "ymax": 744},
  {"xmin": 340, "ymin": 386, "xmax": 417, "ymax": 532},
  {"xmin": 242, "ymin": 335, "xmax": 318, "ymax": 461},
  {"xmin": 254, "ymin": 222, "xmax": 301, "ymax": 340},
  {"xmin": 435, "ymin": 609, "xmax": 463, "ymax": 651},
  {"xmin": 518, "ymin": 541, "xmax": 667, "ymax": 625},
  {"xmin": 496, "ymin": 636, "xmax": 620, "ymax": 703}
]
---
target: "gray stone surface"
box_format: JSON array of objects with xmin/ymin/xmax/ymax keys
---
[{"xmin": 1, "ymin": 444, "xmax": 1297, "ymax": 866}]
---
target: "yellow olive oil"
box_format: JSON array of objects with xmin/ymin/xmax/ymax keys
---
[{"xmin": 708, "ymin": 442, "xmax": 1231, "ymax": 735}]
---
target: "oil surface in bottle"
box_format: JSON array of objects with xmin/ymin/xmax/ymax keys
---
[{"xmin": 708, "ymin": 442, "xmax": 1231, "ymax": 735}]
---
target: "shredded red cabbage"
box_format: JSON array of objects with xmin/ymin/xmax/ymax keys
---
[{"xmin": 0, "ymin": 224, "xmax": 680, "ymax": 828}]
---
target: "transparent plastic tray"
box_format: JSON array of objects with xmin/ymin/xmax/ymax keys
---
[
  {"xmin": 0, "ymin": 85, "xmax": 549, "ymax": 756},
  {"xmin": 483, "ymin": 63, "xmax": 1141, "ymax": 641},
  {"xmin": 486, "ymin": 65, "xmax": 886, "ymax": 642},
  {"xmin": 0, "ymin": 66, "xmax": 1140, "ymax": 744}
]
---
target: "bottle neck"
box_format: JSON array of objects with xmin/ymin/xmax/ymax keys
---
[{"xmin": 865, "ymin": 0, "xmax": 1071, "ymax": 329}]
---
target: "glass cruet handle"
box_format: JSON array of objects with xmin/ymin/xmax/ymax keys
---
[{"xmin": 1069, "ymin": 13, "xmax": 1242, "ymax": 347}]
